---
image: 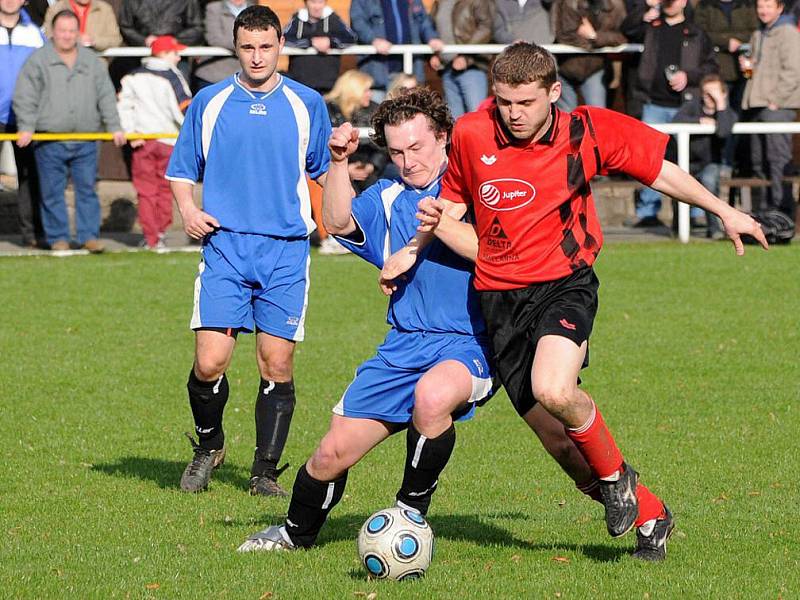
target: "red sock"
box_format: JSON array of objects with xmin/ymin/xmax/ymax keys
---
[
  {"xmin": 576, "ymin": 479, "xmax": 603, "ymax": 504},
  {"xmin": 635, "ymin": 483, "xmax": 665, "ymax": 526},
  {"xmin": 565, "ymin": 402, "xmax": 624, "ymax": 479}
]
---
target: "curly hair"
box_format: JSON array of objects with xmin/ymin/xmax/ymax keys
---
[
  {"xmin": 233, "ymin": 5, "xmax": 282, "ymax": 45},
  {"xmin": 370, "ymin": 87, "xmax": 454, "ymax": 148},
  {"xmin": 491, "ymin": 42, "xmax": 557, "ymax": 89}
]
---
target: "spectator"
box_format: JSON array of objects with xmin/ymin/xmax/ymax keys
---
[
  {"xmin": 283, "ymin": 0, "xmax": 357, "ymax": 94},
  {"xmin": 193, "ymin": 0, "xmax": 253, "ymax": 91},
  {"xmin": 622, "ymin": 0, "xmax": 718, "ymax": 227},
  {"xmin": 21, "ymin": 0, "xmax": 51, "ymax": 27},
  {"xmin": 44, "ymin": 0, "xmax": 122, "ymax": 51},
  {"xmin": 551, "ymin": 0, "xmax": 627, "ymax": 111},
  {"xmin": 325, "ymin": 70, "xmax": 386, "ymax": 195},
  {"xmin": 693, "ymin": 0, "xmax": 759, "ymax": 167},
  {"xmin": 493, "ymin": 0, "xmax": 554, "ymax": 45},
  {"xmin": 13, "ymin": 10, "xmax": 125, "ymax": 252},
  {"xmin": 349, "ymin": 0, "xmax": 444, "ymax": 101},
  {"xmin": 430, "ymin": 0, "xmax": 493, "ymax": 119},
  {"xmin": 118, "ymin": 0, "xmax": 203, "ymax": 47},
  {"xmin": 1, "ymin": 0, "xmax": 46, "ymax": 248},
  {"xmin": 741, "ymin": 0, "xmax": 800, "ymax": 218},
  {"xmin": 673, "ymin": 73, "xmax": 737, "ymax": 236},
  {"xmin": 386, "ymin": 72, "xmax": 419, "ymax": 98},
  {"xmin": 117, "ymin": 35, "xmax": 191, "ymax": 249}
]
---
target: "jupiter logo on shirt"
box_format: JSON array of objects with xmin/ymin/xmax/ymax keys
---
[
  {"xmin": 249, "ymin": 103, "xmax": 267, "ymax": 116},
  {"xmin": 478, "ymin": 179, "xmax": 536, "ymax": 211}
]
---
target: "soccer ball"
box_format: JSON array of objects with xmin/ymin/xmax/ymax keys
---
[{"xmin": 357, "ymin": 506, "xmax": 434, "ymax": 581}]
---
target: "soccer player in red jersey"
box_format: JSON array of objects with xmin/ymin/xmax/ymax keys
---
[{"xmin": 383, "ymin": 42, "xmax": 768, "ymax": 561}]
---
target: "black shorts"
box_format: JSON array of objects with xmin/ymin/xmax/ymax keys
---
[{"xmin": 478, "ymin": 267, "xmax": 599, "ymax": 417}]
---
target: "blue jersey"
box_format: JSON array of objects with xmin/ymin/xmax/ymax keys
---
[
  {"xmin": 166, "ymin": 74, "xmax": 331, "ymax": 237},
  {"xmin": 334, "ymin": 176, "xmax": 486, "ymax": 337}
]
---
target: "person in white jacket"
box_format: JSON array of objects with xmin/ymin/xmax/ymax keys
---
[{"xmin": 118, "ymin": 35, "xmax": 192, "ymax": 249}]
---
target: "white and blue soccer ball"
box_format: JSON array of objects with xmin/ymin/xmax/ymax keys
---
[{"xmin": 357, "ymin": 506, "xmax": 434, "ymax": 581}]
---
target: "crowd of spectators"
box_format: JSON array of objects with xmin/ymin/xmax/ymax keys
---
[{"xmin": 1, "ymin": 0, "xmax": 799, "ymax": 250}]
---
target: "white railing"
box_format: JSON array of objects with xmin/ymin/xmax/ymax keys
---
[
  {"xmin": 101, "ymin": 43, "xmax": 643, "ymax": 75},
  {"xmin": 654, "ymin": 122, "xmax": 800, "ymax": 242}
]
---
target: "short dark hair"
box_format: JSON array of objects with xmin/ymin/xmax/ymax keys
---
[
  {"xmin": 370, "ymin": 87, "xmax": 454, "ymax": 148},
  {"xmin": 491, "ymin": 42, "xmax": 558, "ymax": 89},
  {"xmin": 233, "ymin": 5, "xmax": 282, "ymax": 45},
  {"xmin": 51, "ymin": 9, "xmax": 80, "ymax": 29}
]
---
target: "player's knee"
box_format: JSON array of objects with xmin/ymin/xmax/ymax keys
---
[
  {"xmin": 193, "ymin": 357, "xmax": 227, "ymax": 381},
  {"xmin": 308, "ymin": 439, "xmax": 348, "ymax": 480},
  {"xmin": 414, "ymin": 382, "xmax": 456, "ymax": 425},
  {"xmin": 532, "ymin": 380, "xmax": 575, "ymax": 415},
  {"xmin": 257, "ymin": 354, "xmax": 294, "ymax": 382}
]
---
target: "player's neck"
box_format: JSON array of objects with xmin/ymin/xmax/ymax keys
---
[
  {"xmin": 0, "ymin": 12, "xmax": 21, "ymax": 28},
  {"xmin": 527, "ymin": 106, "xmax": 554, "ymax": 146},
  {"xmin": 239, "ymin": 71, "xmax": 281, "ymax": 93}
]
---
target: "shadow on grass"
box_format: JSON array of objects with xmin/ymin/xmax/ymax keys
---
[{"xmin": 91, "ymin": 456, "xmax": 252, "ymax": 491}]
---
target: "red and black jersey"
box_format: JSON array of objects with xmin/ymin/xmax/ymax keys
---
[{"xmin": 441, "ymin": 104, "xmax": 669, "ymax": 291}]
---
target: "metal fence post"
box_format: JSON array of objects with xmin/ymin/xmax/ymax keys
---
[{"xmin": 676, "ymin": 130, "xmax": 691, "ymax": 243}]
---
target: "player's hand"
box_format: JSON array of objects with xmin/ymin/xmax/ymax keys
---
[
  {"xmin": 180, "ymin": 205, "xmax": 220, "ymax": 240},
  {"xmin": 577, "ymin": 18, "xmax": 597, "ymax": 41},
  {"xmin": 720, "ymin": 207, "xmax": 769, "ymax": 254},
  {"xmin": 728, "ymin": 38, "xmax": 742, "ymax": 53},
  {"xmin": 379, "ymin": 246, "xmax": 416, "ymax": 295},
  {"xmin": 112, "ymin": 131, "xmax": 127, "ymax": 147},
  {"xmin": 16, "ymin": 131, "xmax": 34, "ymax": 148},
  {"xmin": 416, "ymin": 196, "xmax": 445, "ymax": 233},
  {"xmin": 428, "ymin": 38, "xmax": 445, "ymax": 53},
  {"xmin": 669, "ymin": 71, "xmax": 688, "ymax": 92},
  {"xmin": 145, "ymin": 35, "xmax": 157, "ymax": 47},
  {"xmin": 129, "ymin": 138, "xmax": 146, "ymax": 148},
  {"xmin": 329, "ymin": 122, "xmax": 360, "ymax": 163}
]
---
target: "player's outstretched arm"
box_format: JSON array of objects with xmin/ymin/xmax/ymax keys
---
[
  {"xmin": 649, "ymin": 160, "xmax": 769, "ymax": 255},
  {"xmin": 171, "ymin": 180, "xmax": 220, "ymax": 240},
  {"xmin": 417, "ymin": 197, "xmax": 477, "ymax": 261},
  {"xmin": 322, "ymin": 122, "xmax": 360, "ymax": 236}
]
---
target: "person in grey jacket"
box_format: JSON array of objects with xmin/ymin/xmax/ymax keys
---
[
  {"xmin": 741, "ymin": 0, "xmax": 800, "ymax": 217},
  {"xmin": 192, "ymin": 0, "xmax": 254, "ymax": 90},
  {"xmin": 13, "ymin": 10, "xmax": 124, "ymax": 252},
  {"xmin": 493, "ymin": 0, "xmax": 554, "ymax": 45}
]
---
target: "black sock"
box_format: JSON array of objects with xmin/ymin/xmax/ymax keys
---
[
  {"xmin": 252, "ymin": 379, "xmax": 296, "ymax": 478},
  {"xmin": 395, "ymin": 423, "xmax": 456, "ymax": 515},
  {"xmin": 187, "ymin": 369, "xmax": 228, "ymax": 451},
  {"xmin": 284, "ymin": 464, "xmax": 348, "ymax": 548}
]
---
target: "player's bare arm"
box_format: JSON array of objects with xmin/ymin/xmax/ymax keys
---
[
  {"xmin": 170, "ymin": 180, "xmax": 220, "ymax": 240},
  {"xmin": 417, "ymin": 197, "xmax": 477, "ymax": 262},
  {"xmin": 650, "ymin": 160, "xmax": 769, "ymax": 254},
  {"xmin": 322, "ymin": 123, "xmax": 359, "ymax": 236}
]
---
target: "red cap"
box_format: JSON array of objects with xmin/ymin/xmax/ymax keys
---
[{"xmin": 150, "ymin": 35, "xmax": 187, "ymax": 56}]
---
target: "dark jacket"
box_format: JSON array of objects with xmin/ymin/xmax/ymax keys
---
[
  {"xmin": 673, "ymin": 94, "xmax": 737, "ymax": 171},
  {"xmin": 349, "ymin": 0, "xmax": 439, "ymax": 89},
  {"xmin": 119, "ymin": 0, "xmax": 204, "ymax": 46},
  {"xmin": 551, "ymin": 0, "xmax": 627, "ymax": 82},
  {"xmin": 625, "ymin": 8, "xmax": 718, "ymax": 105},
  {"xmin": 327, "ymin": 100, "xmax": 387, "ymax": 191},
  {"xmin": 431, "ymin": 0, "xmax": 495, "ymax": 71},
  {"xmin": 693, "ymin": 0, "xmax": 759, "ymax": 83},
  {"xmin": 284, "ymin": 7, "xmax": 357, "ymax": 93},
  {"xmin": 22, "ymin": 0, "xmax": 50, "ymax": 27}
]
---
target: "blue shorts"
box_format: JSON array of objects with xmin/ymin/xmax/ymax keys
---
[
  {"xmin": 190, "ymin": 230, "xmax": 310, "ymax": 341},
  {"xmin": 333, "ymin": 329, "xmax": 495, "ymax": 423}
]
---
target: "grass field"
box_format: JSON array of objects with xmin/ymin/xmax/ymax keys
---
[{"xmin": 1, "ymin": 242, "xmax": 798, "ymax": 599}]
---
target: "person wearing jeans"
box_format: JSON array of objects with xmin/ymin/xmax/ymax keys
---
[{"xmin": 34, "ymin": 141, "xmax": 102, "ymax": 247}]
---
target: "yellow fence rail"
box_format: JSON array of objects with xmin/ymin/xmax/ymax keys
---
[{"xmin": 0, "ymin": 133, "xmax": 178, "ymax": 142}]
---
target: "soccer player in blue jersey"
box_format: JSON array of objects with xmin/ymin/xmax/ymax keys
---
[
  {"xmin": 165, "ymin": 6, "xmax": 332, "ymax": 497},
  {"xmin": 237, "ymin": 88, "xmax": 598, "ymax": 552}
]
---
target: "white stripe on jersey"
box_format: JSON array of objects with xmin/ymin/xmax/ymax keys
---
[
  {"xmin": 190, "ymin": 254, "xmax": 206, "ymax": 329},
  {"xmin": 379, "ymin": 182, "xmax": 405, "ymax": 262},
  {"xmin": 1, "ymin": 24, "xmax": 44, "ymax": 48},
  {"xmin": 201, "ymin": 84, "xmax": 235, "ymax": 161},
  {"xmin": 281, "ymin": 84, "xmax": 316, "ymax": 236}
]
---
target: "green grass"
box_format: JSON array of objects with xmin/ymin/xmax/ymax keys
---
[{"xmin": 1, "ymin": 242, "xmax": 798, "ymax": 599}]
